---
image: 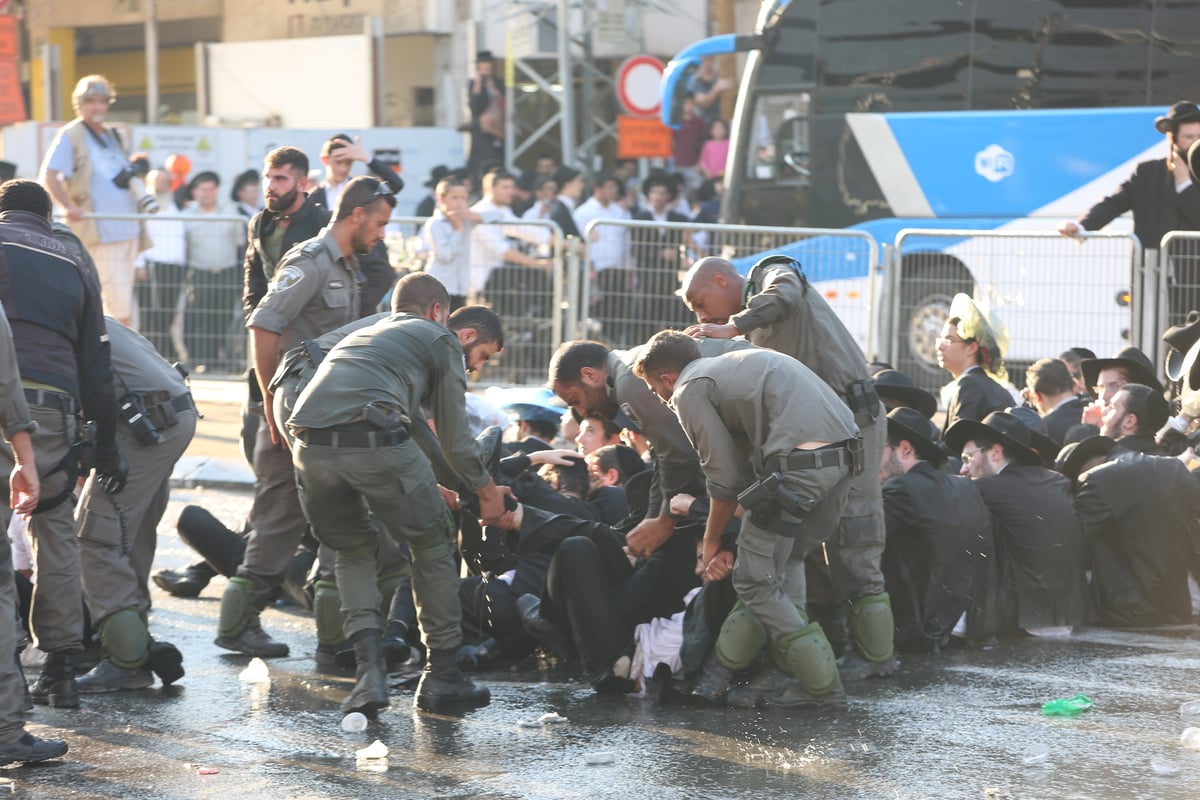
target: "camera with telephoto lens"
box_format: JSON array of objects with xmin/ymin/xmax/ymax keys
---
[
  {"xmin": 112, "ymin": 156, "xmax": 159, "ymax": 214},
  {"xmin": 118, "ymin": 392, "xmax": 164, "ymax": 446}
]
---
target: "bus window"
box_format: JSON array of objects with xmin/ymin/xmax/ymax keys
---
[{"xmin": 746, "ymin": 92, "xmax": 811, "ymax": 183}]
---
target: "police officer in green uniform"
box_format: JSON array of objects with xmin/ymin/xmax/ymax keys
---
[
  {"xmin": 635, "ymin": 331, "xmax": 861, "ymax": 708},
  {"xmin": 682, "ymin": 254, "xmax": 896, "ymax": 679},
  {"xmin": 0, "ymin": 304, "xmax": 69, "ymax": 765},
  {"xmin": 288, "ymin": 299, "xmax": 507, "ymax": 716},
  {"xmin": 216, "ymin": 176, "xmax": 394, "ymax": 657},
  {"xmin": 75, "ymin": 318, "xmax": 194, "ymax": 692}
]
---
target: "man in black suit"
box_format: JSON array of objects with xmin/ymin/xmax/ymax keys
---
[
  {"xmin": 946, "ymin": 412, "xmax": 1088, "ymax": 637},
  {"xmin": 936, "ymin": 294, "xmax": 1014, "ymax": 435},
  {"xmin": 632, "ymin": 173, "xmax": 693, "ymax": 337},
  {"xmin": 1061, "ymin": 101, "xmax": 1200, "ymax": 324},
  {"xmin": 1061, "ymin": 435, "xmax": 1200, "ymax": 628},
  {"xmin": 1025, "ymin": 357, "xmax": 1088, "ymax": 446},
  {"xmin": 1102, "ymin": 383, "xmax": 1170, "ymax": 456},
  {"xmin": 880, "ymin": 408, "xmax": 993, "ymax": 652}
]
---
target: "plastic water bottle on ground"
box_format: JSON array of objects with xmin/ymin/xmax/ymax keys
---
[
  {"xmin": 239, "ymin": 657, "xmax": 270, "ymax": 683},
  {"xmin": 341, "ymin": 712, "xmax": 368, "ymax": 732}
]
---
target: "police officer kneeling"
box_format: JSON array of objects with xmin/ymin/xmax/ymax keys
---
[
  {"xmin": 634, "ymin": 331, "xmax": 861, "ymax": 708},
  {"xmin": 287, "ymin": 307, "xmax": 508, "ymax": 715}
]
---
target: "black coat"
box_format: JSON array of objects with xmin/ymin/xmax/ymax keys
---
[
  {"xmin": 882, "ymin": 461, "xmax": 994, "ymax": 651},
  {"xmin": 1074, "ymin": 451, "xmax": 1200, "ymax": 627},
  {"xmin": 943, "ymin": 368, "xmax": 1014, "ymax": 435},
  {"xmin": 1079, "ymin": 157, "xmax": 1200, "ymax": 249},
  {"xmin": 974, "ymin": 464, "xmax": 1088, "ymax": 632},
  {"xmin": 1043, "ymin": 396, "xmax": 1089, "ymax": 445},
  {"xmin": 1112, "ymin": 434, "xmax": 1165, "ymax": 457}
]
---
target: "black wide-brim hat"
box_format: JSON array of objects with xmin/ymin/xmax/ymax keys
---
[
  {"xmin": 1163, "ymin": 311, "xmax": 1200, "ymax": 382},
  {"xmin": 886, "ymin": 407, "xmax": 946, "ymax": 466},
  {"xmin": 424, "ymin": 165, "xmax": 451, "ymax": 189},
  {"xmin": 1080, "ymin": 346, "xmax": 1162, "ymax": 395},
  {"xmin": 1004, "ymin": 405, "xmax": 1061, "ymax": 465},
  {"xmin": 1155, "ymin": 101, "xmax": 1200, "ymax": 134},
  {"xmin": 1055, "ymin": 435, "xmax": 1116, "ymax": 482},
  {"xmin": 944, "ymin": 411, "xmax": 1042, "ymax": 466},
  {"xmin": 873, "ymin": 369, "xmax": 938, "ymax": 419}
]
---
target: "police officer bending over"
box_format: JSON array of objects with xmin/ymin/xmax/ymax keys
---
[
  {"xmin": 0, "ymin": 179, "xmax": 126, "ymax": 709},
  {"xmin": 634, "ymin": 331, "xmax": 861, "ymax": 709},
  {"xmin": 287, "ymin": 283, "xmax": 507, "ymax": 717}
]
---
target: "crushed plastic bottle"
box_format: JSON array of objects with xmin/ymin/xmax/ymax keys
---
[
  {"xmin": 1181, "ymin": 727, "xmax": 1200, "ymax": 750},
  {"xmin": 238, "ymin": 657, "xmax": 270, "ymax": 684},
  {"xmin": 1180, "ymin": 700, "xmax": 1200, "ymax": 717},
  {"xmin": 356, "ymin": 740, "xmax": 389, "ymax": 760},
  {"xmin": 341, "ymin": 712, "xmax": 368, "ymax": 732},
  {"xmin": 1041, "ymin": 693, "xmax": 1094, "ymax": 717}
]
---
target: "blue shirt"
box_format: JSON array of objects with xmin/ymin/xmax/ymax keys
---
[{"xmin": 44, "ymin": 124, "xmax": 138, "ymax": 244}]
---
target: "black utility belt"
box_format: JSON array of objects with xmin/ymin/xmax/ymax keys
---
[
  {"xmin": 296, "ymin": 426, "xmax": 409, "ymax": 449},
  {"xmin": 770, "ymin": 442, "xmax": 851, "ymax": 472},
  {"xmin": 138, "ymin": 392, "xmax": 195, "ymax": 430},
  {"xmin": 23, "ymin": 387, "xmax": 76, "ymax": 414}
]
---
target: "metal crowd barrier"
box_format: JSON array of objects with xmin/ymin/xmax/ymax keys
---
[
  {"xmin": 64, "ymin": 213, "xmax": 566, "ymax": 387},
  {"xmin": 579, "ymin": 218, "xmax": 879, "ymax": 356},
  {"xmin": 884, "ymin": 229, "xmax": 1142, "ymax": 394},
  {"xmin": 1158, "ymin": 230, "xmax": 1200, "ymax": 335}
]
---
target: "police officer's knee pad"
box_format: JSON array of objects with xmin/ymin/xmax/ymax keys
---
[
  {"xmin": 408, "ymin": 527, "xmax": 456, "ymax": 564},
  {"xmin": 313, "ymin": 580, "xmax": 346, "ymax": 648},
  {"xmin": 714, "ymin": 601, "xmax": 767, "ymax": 672},
  {"xmin": 849, "ymin": 592, "xmax": 895, "ymax": 662},
  {"xmin": 218, "ymin": 576, "xmax": 258, "ymax": 639},
  {"xmin": 99, "ymin": 607, "xmax": 151, "ymax": 669},
  {"xmin": 773, "ymin": 622, "xmax": 840, "ymax": 696}
]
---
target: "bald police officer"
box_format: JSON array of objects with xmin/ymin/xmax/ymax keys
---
[
  {"xmin": 682, "ymin": 254, "xmax": 896, "ymax": 679},
  {"xmin": 216, "ymin": 176, "xmax": 395, "ymax": 657},
  {"xmin": 288, "ymin": 305, "xmax": 507, "ymax": 716}
]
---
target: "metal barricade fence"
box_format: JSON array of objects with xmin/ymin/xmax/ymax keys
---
[
  {"xmin": 1158, "ymin": 230, "xmax": 1200, "ymax": 337},
  {"xmin": 67, "ymin": 213, "xmax": 565, "ymax": 386},
  {"xmin": 885, "ymin": 229, "xmax": 1142, "ymax": 395},
  {"xmin": 579, "ymin": 219, "xmax": 879, "ymax": 355}
]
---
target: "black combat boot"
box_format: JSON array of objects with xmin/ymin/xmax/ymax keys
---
[
  {"xmin": 340, "ymin": 630, "xmax": 390, "ymax": 717},
  {"xmin": 29, "ymin": 651, "xmax": 79, "ymax": 709},
  {"xmin": 152, "ymin": 561, "xmax": 217, "ymax": 598},
  {"xmin": 689, "ymin": 654, "xmax": 733, "ymax": 707},
  {"xmin": 414, "ymin": 648, "xmax": 490, "ymax": 711}
]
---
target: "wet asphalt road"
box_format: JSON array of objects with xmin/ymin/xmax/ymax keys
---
[{"xmin": 9, "ymin": 485, "xmax": 1200, "ymax": 799}]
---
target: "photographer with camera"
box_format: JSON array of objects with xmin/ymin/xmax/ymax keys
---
[
  {"xmin": 0, "ymin": 179, "xmax": 126, "ymax": 710},
  {"xmin": 40, "ymin": 75, "xmax": 153, "ymax": 327}
]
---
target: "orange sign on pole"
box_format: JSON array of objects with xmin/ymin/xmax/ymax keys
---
[
  {"xmin": 617, "ymin": 115, "xmax": 673, "ymax": 160},
  {"xmin": 0, "ymin": 16, "xmax": 26, "ymax": 126}
]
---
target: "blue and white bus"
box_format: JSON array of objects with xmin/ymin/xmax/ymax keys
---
[{"xmin": 661, "ymin": 0, "xmax": 1200, "ymax": 385}]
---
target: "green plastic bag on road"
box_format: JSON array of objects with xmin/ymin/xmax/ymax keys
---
[{"xmin": 1041, "ymin": 693, "xmax": 1094, "ymax": 717}]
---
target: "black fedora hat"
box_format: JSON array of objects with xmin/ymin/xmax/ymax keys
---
[
  {"xmin": 1080, "ymin": 346, "xmax": 1162, "ymax": 395},
  {"xmin": 1163, "ymin": 311, "xmax": 1200, "ymax": 381},
  {"xmin": 874, "ymin": 369, "xmax": 938, "ymax": 419},
  {"xmin": 1155, "ymin": 101, "xmax": 1200, "ymax": 134},
  {"xmin": 1005, "ymin": 405, "xmax": 1060, "ymax": 465},
  {"xmin": 886, "ymin": 407, "xmax": 946, "ymax": 466},
  {"xmin": 476, "ymin": 50, "xmax": 496, "ymax": 63},
  {"xmin": 424, "ymin": 165, "xmax": 451, "ymax": 189},
  {"xmin": 944, "ymin": 411, "xmax": 1042, "ymax": 466},
  {"xmin": 1055, "ymin": 435, "xmax": 1116, "ymax": 482}
]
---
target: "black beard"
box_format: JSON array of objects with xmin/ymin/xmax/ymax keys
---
[{"xmin": 266, "ymin": 188, "xmax": 298, "ymax": 213}]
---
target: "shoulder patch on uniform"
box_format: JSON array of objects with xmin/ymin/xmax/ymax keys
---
[
  {"xmin": 301, "ymin": 240, "xmax": 323, "ymax": 256},
  {"xmin": 271, "ymin": 266, "xmax": 305, "ymax": 293}
]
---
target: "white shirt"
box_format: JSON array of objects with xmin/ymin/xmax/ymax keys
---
[
  {"xmin": 574, "ymin": 197, "xmax": 630, "ymax": 271},
  {"xmin": 136, "ymin": 198, "xmax": 186, "ymax": 267},
  {"xmin": 322, "ymin": 179, "xmax": 346, "ymax": 214}
]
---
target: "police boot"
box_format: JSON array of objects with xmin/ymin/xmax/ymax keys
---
[
  {"xmin": 414, "ymin": 648, "xmax": 490, "ymax": 712},
  {"xmin": 152, "ymin": 561, "xmax": 217, "ymax": 598},
  {"xmin": 0, "ymin": 733, "xmax": 69, "ymax": 766},
  {"xmin": 839, "ymin": 592, "xmax": 899, "ymax": 681},
  {"xmin": 78, "ymin": 608, "xmax": 153, "ymax": 694},
  {"xmin": 769, "ymin": 622, "xmax": 847, "ymax": 709},
  {"xmin": 30, "ymin": 651, "xmax": 79, "ymax": 709},
  {"xmin": 215, "ymin": 577, "xmax": 289, "ymax": 657},
  {"xmin": 340, "ymin": 629, "xmax": 390, "ymax": 717},
  {"xmin": 689, "ymin": 654, "xmax": 734, "ymax": 707}
]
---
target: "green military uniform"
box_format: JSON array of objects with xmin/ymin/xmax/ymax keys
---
[
  {"xmin": 76, "ymin": 318, "xmax": 195, "ymax": 679},
  {"xmin": 268, "ymin": 310, "xmax": 407, "ymax": 656},
  {"xmin": 289, "ymin": 315, "xmax": 489, "ymax": 650},
  {"xmin": 729, "ymin": 260, "xmax": 894, "ymax": 670},
  {"xmin": 672, "ymin": 347, "xmax": 858, "ymax": 697},
  {"xmin": 218, "ymin": 226, "xmax": 360, "ymax": 651}
]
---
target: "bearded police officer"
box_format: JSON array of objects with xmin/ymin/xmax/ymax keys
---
[
  {"xmin": 215, "ymin": 176, "xmax": 394, "ymax": 658},
  {"xmin": 634, "ymin": 331, "xmax": 861, "ymax": 708},
  {"xmin": 0, "ymin": 179, "xmax": 126, "ymax": 709},
  {"xmin": 288, "ymin": 307, "xmax": 507, "ymax": 717},
  {"xmin": 682, "ymin": 254, "xmax": 896, "ymax": 678},
  {"xmin": 74, "ymin": 319, "xmax": 194, "ymax": 692}
]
